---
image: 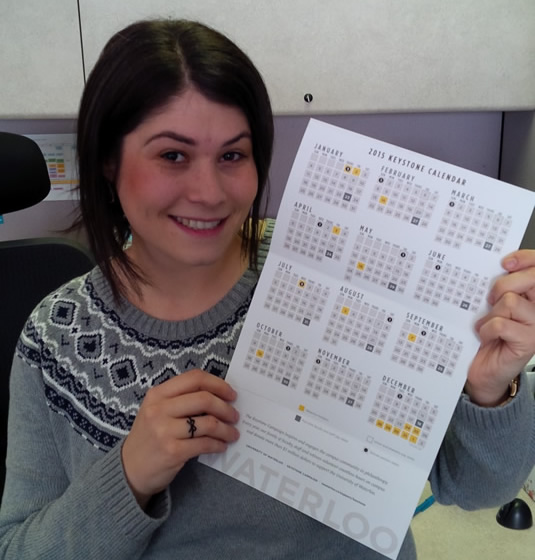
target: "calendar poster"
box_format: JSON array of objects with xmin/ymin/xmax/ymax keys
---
[
  {"xmin": 25, "ymin": 133, "xmax": 78, "ymax": 200},
  {"xmin": 200, "ymin": 119, "xmax": 535, "ymax": 559}
]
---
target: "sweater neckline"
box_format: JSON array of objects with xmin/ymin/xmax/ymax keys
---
[{"xmin": 85, "ymin": 220, "xmax": 273, "ymax": 341}]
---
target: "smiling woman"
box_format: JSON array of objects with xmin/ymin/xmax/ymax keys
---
[
  {"xmin": 74, "ymin": 19, "xmax": 274, "ymax": 303},
  {"xmin": 113, "ymin": 89, "xmax": 259, "ymax": 319},
  {"xmin": 1, "ymin": 17, "xmax": 535, "ymax": 560}
]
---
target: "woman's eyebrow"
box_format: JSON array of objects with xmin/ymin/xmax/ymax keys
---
[
  {"xmin": 145, "ymin": 131, "xmax": 195, "ymax": 146},
  {"xmin": 222, "ymin": 131, "xmax": 252, "ymax": 146},
  {"xmin": 145, "ymin": 130, "xmax": 252, "ymax": 147}
]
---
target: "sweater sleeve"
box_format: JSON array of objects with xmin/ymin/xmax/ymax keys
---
[
  {"xmin": 0, "ymin": 351, "xmax": 171, "ymax": 560},
  {"xmin": 429, "ymin": 371, "xmax": 535, "ymax": 510}
]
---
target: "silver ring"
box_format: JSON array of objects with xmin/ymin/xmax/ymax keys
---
[{"xmin": 187, "ymin": 416, "xmax": 197, "ymax": 438}]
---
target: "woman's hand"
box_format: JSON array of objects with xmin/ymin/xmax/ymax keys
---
[
  {"xmin": 466, "ymin": 249, "xmax": 535, "ymax": 406},
  {"xmin": 121, "ymin": 369, "xmax": 239, "ymax": 508}
]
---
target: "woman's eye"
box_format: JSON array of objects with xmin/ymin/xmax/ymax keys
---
[
  {"xmin": 161, "ymin": 151, "xmax": 184, "ymax": 162},
  {"xmin": 221, "ymin": 151, "xmax": 242, "ymax": 162}
]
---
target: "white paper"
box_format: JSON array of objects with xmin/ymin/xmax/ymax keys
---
[
  {"xmin": 25, "ymin": 133, "xmax": 78, "ymax": 200},
  {"xmin": 200, "ymin": 119, "xmax": 535, "ymax": 559}
]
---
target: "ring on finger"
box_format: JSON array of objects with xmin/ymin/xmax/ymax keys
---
[{"xmin": 186, "ymin": 416, "xmax": 197, "ymax": 438}]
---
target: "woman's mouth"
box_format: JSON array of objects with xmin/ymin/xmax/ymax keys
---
[{"xmin": 172, "ymin": 217, "xmax": 223, "ymax": 231}]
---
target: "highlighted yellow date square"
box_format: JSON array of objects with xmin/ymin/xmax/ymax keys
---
[
  {"xmin": 341, "ymin": 306, "xmax": 351, "ymax": 316},
  {"xmin": 352, "ymin": 167, "xmax": 361, "ymax": 176},
  {"xmin": 256, "ymin": 349, "xmax": 265, "ymax": 358},
  {"xmin": 412, "ymin": 427, "xmax": 421, "ymax": 436},
  {"xmin": 409, "ymin": 435, "xmax": 419, "ymax": 444},
  {"xmin": 298, "ymin": 404, "xmax": 305, "ymax": 412},
  {"xmin": 379, "ymin": 195, "xmax": 389, "ymax": 205},
  {"xmin": 356, "ymin": 261, "xmax": 366, "ymax": 271},
  {"xmin": 392, "ymin": 427, "xmax": 402, "ymax": 436},
  {"xmin": 401, "ymin": 431, "xmax": 410, "ymax": 440},
  {"xmin": 408, "ymin": 333, "xmax": 417, "ymax": 343},
  {"xmin": 384, "ymin": 423, "xmax": 393, "ymax": 432},
  {"xmin": 375, "ymin": 419, "xmax": 385, "ymax": 429},
  {"xmin": 332, "ymin": 226, "xmax": 341, "ymax": 235}
]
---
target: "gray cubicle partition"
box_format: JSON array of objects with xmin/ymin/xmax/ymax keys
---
[{"xmin": 0, "ymin": 110, "xmax": 533, "ymax": 247}]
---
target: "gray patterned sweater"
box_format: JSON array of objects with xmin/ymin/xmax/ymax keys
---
[{"xmin": 1, "ymin": 219, "xmax": 534, "ymax": 559}]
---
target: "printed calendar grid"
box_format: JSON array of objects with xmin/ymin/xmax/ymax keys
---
[
  {"xmin": 284, "ymin": 209, "xmax": 350, "ymax": 263},
  {"xmin": 201, "ymin": 119, "xmax": 535, "ymax": 560},
  {"xmin": 344, "ymin": 233, "xmax": 417, "ymax": 294},
  {"xmin": 435, "ymin": 198, "xmax": 512, "ymax": 252},
  {"xmin": 391, "ymin": 320, "xmax": 463, "ymax": 376},
  {"xmin": 368, "ymin": 175, "xmax": 439, "ymax": 228},
  {"xmin": 414, "ymin": 258, "xmax": 489, "ymax": 312},
  {"xmin": 264, "ymin": 268, "xmax": 330, "ymax": 326},
  {"xmin": 299, "ymin": 150, "xmax": 370, "ymax": 212},
  {"xmin": 304, "ymin": 354, "xmax": 372, "ymax": 409},
  {"xmin": 323, "ymin": 293, "xmax": 395, "ymax": 355},
  {"xmin": 243, "ymin": 329, "xmax": 308, "ymax": 389},
  {"xmin": 368, "ymin": 383, "xmax": 438, "ymax": 449}
]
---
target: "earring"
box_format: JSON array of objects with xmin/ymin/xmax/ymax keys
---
[{"xmin": 107, "ymin": 180, "xmax": 116, "ymax": 204}]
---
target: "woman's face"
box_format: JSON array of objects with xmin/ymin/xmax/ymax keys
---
[{"xmin": 114, "ymin": 87, "xmax": 258, "ymax": 275}]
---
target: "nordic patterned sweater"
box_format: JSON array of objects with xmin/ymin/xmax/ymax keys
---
[{"xmin": 1, "ymin": 219, "xmax": 535, "ymax": 560}]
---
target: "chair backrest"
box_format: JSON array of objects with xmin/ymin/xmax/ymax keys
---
[
  {"xmin": 0, "ymin": 133, "xmax": 95, "ymax": 499},
  {"xmin": 0, "ymin": 132, "xmax": 51, "ymax": 215}
]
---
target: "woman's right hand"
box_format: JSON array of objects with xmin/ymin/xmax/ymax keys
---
[{"xmin": 121, "ymin": 369, "xmax": 240, "ymax": 508}]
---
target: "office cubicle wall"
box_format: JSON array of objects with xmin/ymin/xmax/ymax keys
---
[
  {"xmin": 0, "ymin": 1, "xmax": 533, "ymax": 246},
  {"xmin": 2, "ymin": 111, "xmax": 535, "ymax": 248},
  {"xmin": 0, "ymin": 111, "xmax": 508, "ymax": 244},
  {"xmin": 1, "ymin": 0, "xmax": 534, "ymax": 117}
]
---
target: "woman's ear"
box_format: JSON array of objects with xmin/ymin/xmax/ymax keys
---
[
  {"xmin": 102, "ymin": 161, "xmax": 119, "ymax": 204},
  {"xmin": 103, "ymin": 160, "xmax": 117, "ymax": 183}
]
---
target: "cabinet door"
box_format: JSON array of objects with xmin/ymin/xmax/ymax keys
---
[
  {"xmin": 79, "ymin": 0, "xmax": 535, "ymax": 114},
  {"xmin": 0, "ymin": 0, "xmax": 84, "ymax": 118}
]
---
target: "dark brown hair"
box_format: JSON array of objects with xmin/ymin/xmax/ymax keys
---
[{"xmin": 72, "ymin": 19, "xmax": 273, "ymax": 300}]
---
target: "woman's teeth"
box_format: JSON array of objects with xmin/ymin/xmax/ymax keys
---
[{"xmin": 175, "ymin": 218, "xmax": 221, "ymax": 230}]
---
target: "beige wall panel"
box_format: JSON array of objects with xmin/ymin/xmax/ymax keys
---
[
  {"xmin": 0, "ymin": 0, "xmax": 84, "ymax": 118},
  {"xmin": 80, "ymin": 0, "xmax": 535, "ymax": 115}
]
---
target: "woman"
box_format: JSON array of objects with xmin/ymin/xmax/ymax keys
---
[{"xmin": 1, "ymin": 19, "xmax": 534, "ymax": 559}]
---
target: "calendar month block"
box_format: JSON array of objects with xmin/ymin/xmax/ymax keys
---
[
  {"xmin": 344, "ymin": 227, "xmax": 417, "ymax": 294},
  {"xmin": 304, "ymin": 350, "xmax": 372, "ymax": 409},
  {"xmin": 435, "ymin": 194, "xmax": 512, "ymax": 252},
  {"xmin": 368, "ymin": 170, "xmax": 439, "ymax": 228},
  {"xmin": 414, "ymin": 251, "xmax": 489, "ymax": 312},
  {"xmin": 323, "ymin": 287, "xmax": 395, "ymax": 355},
  {"xmin": 243, "ymin": 325, "xmax": 308, "ymax": 389},
  {"xmin": 264, "ymin": 261, "xmax": 330, "ymax": 326},
  {"xmin": 284, "ymin": 205, "xmax": 350, "ymax": 263},
  {"xmin": 368, "ymin": 378, "xmax": 438, "ymax": 449},
  {"xmin": 298, "ymin": 148, "xmax": 369, "ymax": 212},
  {"xmin": 391, "ymin": 314, "xmax": 463, "ymax": 376}
]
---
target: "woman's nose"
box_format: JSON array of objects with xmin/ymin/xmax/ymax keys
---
[{"xmin": 185, "ymin": 162, "xmax": 226, "ymax": 205}]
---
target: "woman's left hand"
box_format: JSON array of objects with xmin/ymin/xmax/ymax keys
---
[{"xmin": 466, "ymin": 249, "xmax": 535, "ymax": 406}]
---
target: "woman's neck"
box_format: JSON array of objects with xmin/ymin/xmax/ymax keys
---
[{"xmin": 118, "ymin": 237, "xmax": 248, "ymax": 321}]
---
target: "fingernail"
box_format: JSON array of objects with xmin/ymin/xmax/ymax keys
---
[{"xmin": 502, "ymin": 257, "xmax": 518, "ymax": 270}]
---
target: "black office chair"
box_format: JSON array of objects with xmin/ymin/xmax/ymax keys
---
[{"xmin": 0, "ymin": 132, "xmax": 95, "ymax": 499}]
